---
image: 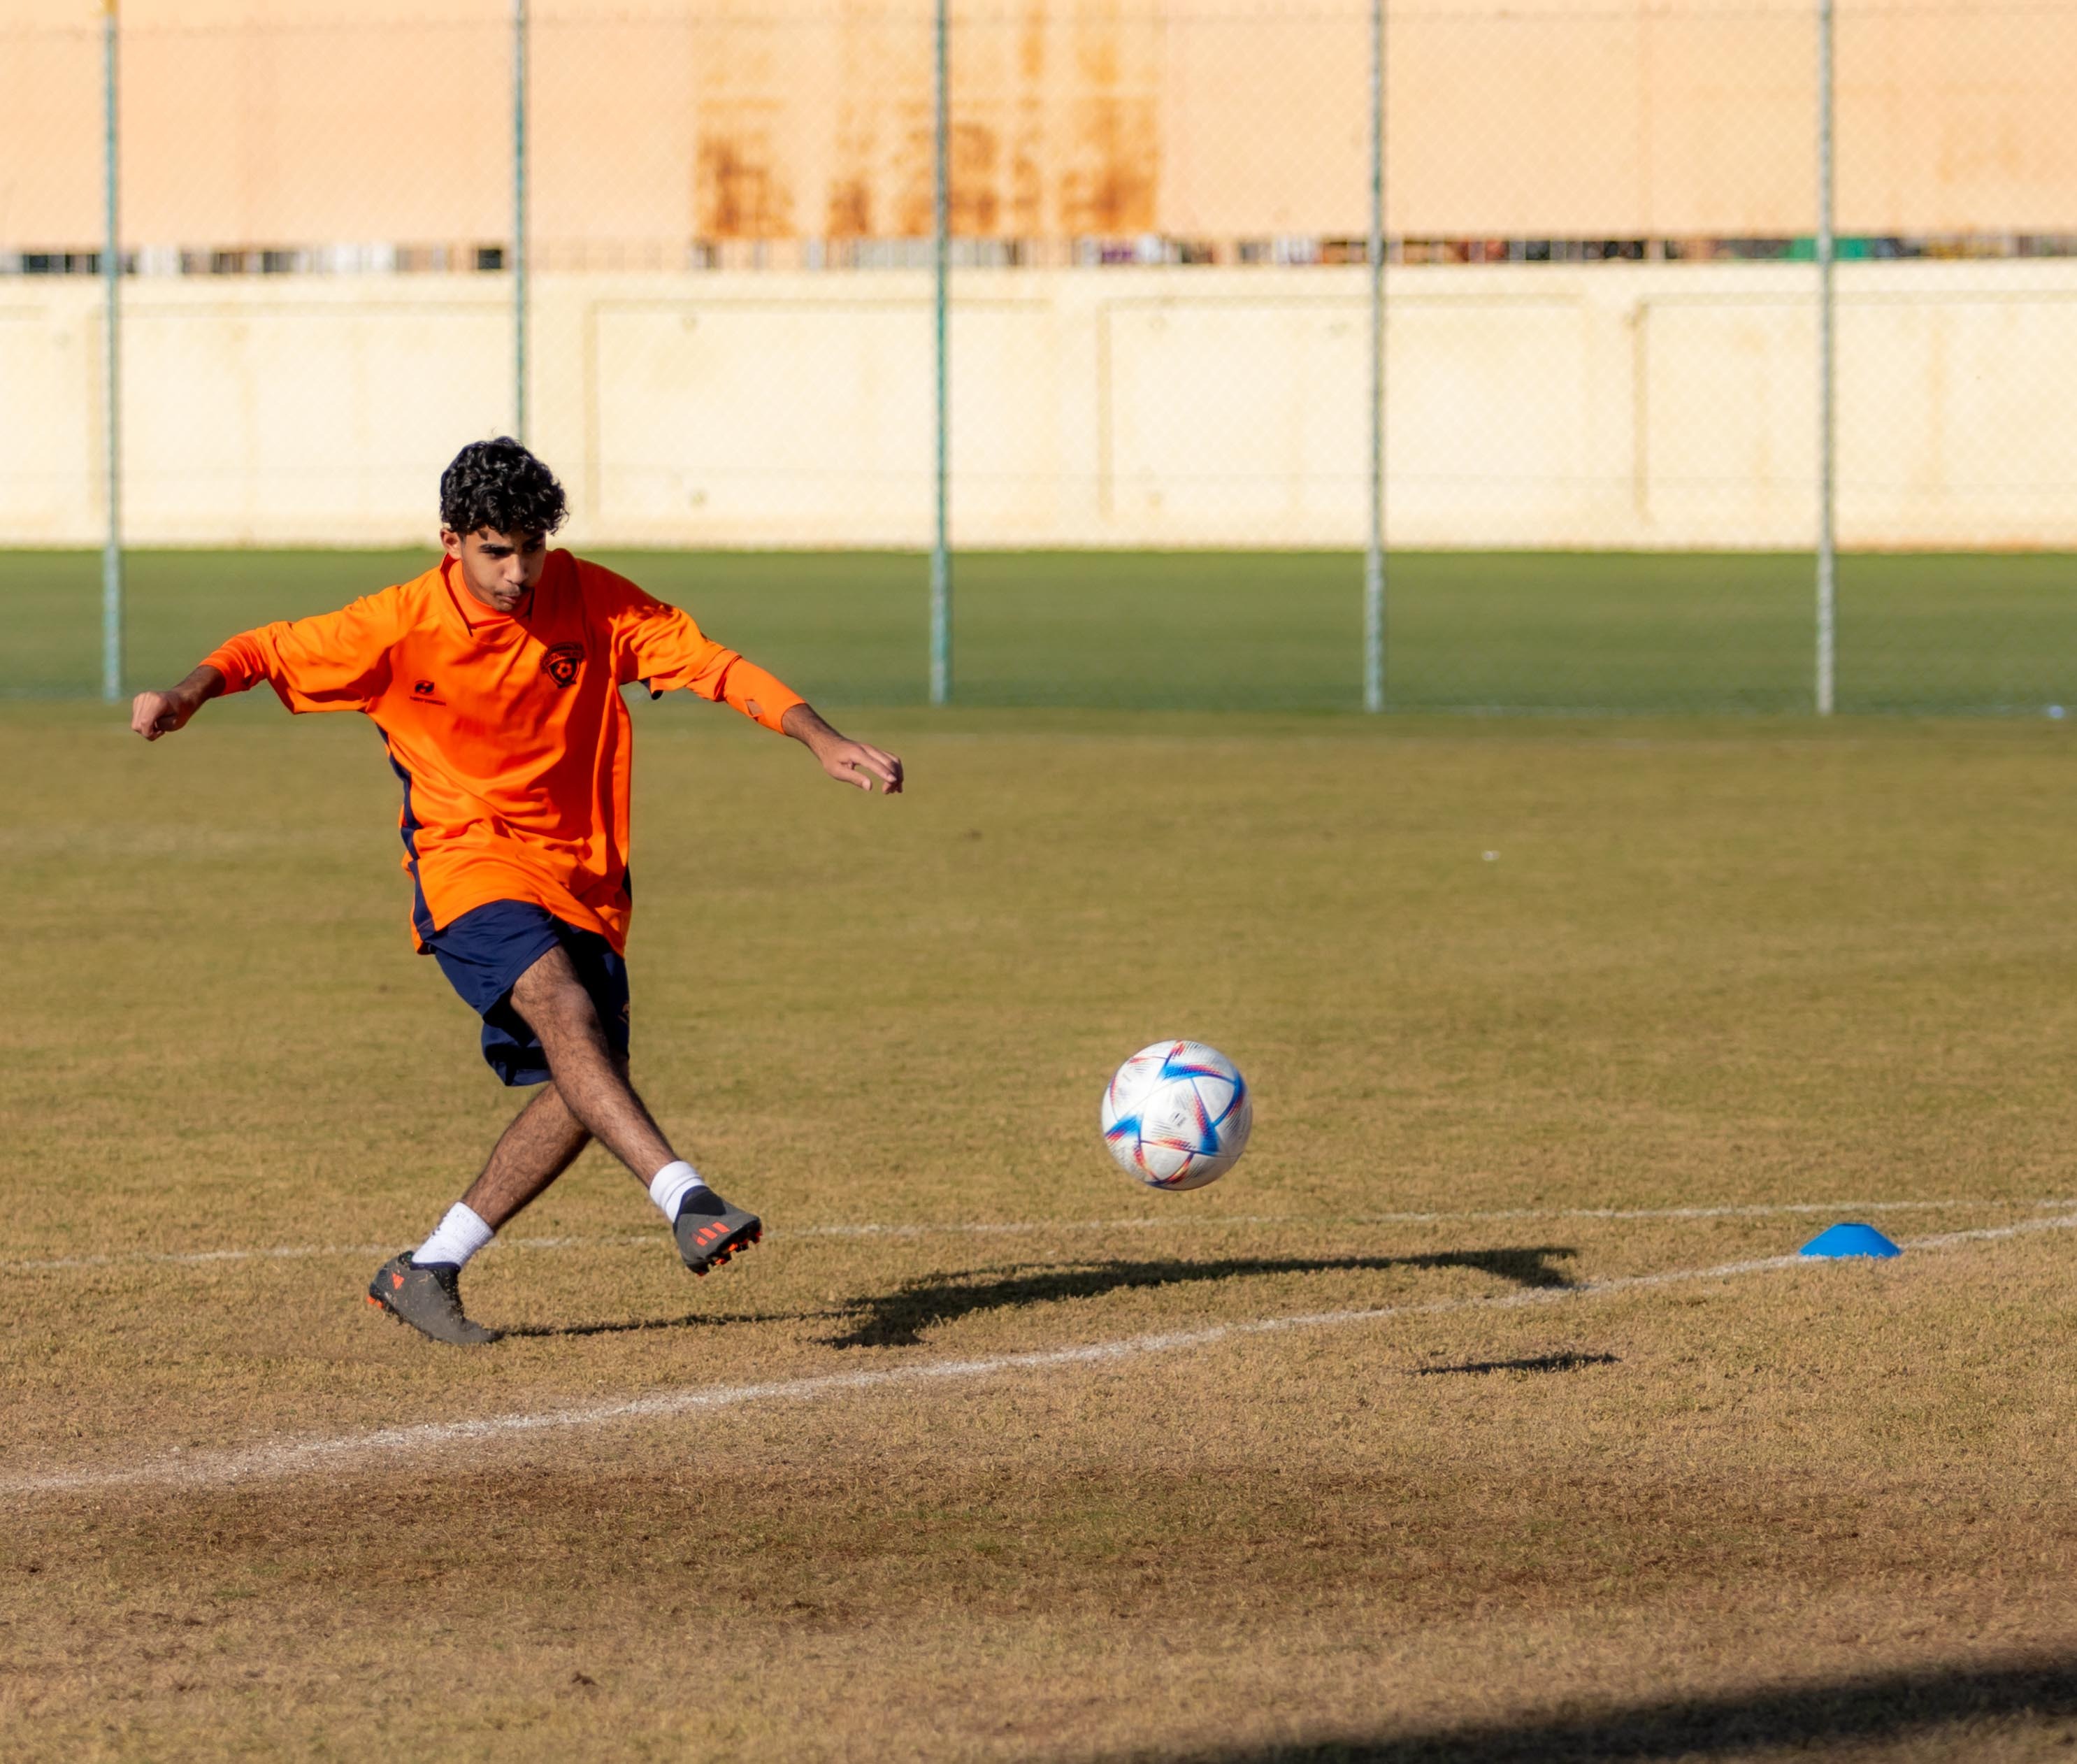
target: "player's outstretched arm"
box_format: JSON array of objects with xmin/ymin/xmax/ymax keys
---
[
  {"xmin": 781, "ymin": 703, "xmax": 903, "ymax": 794},
  {"xmin": 131, "ymin": 664, "xmax": 227, "ymax": 741}
]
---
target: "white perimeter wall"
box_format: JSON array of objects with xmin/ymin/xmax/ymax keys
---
[{"xmin": 6, "ymin": 261, "xmax": 2076, "ymax": 551}]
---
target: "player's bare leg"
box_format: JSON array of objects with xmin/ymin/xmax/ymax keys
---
[
  {"xmin": 508, "ymin": 945, "xmax": 763, "ymax": 1276},
  {"xmin": 371, "ymin": 980, "xmax": 652, "ymax": 1345},
  {"xmin": 366, "ymin": 1070, "xmax": 617, "ymax": 1344},
  {"xmin": 458, "ymin": 1081, "xmax": 594, "ymax": 1231},
  {"xmin": 508, "ymin": 945, "xmax": 675, "ymax": 1176},
  {"xmin": 364, "ymin": 1098, "xmax": 587, "ymax": 1344}
]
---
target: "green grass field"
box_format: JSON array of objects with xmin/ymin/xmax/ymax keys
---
[
  {"xmin": 10, "ymin": 547, "xmax": 2077, "ymax": 712},
  {"xmin": 6, "ymin": 696, "xmax": 2077, "ymax": 1758}
]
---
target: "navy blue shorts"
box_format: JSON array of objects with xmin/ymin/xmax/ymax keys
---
[{"xmin": 424, "ymin": 901, "xmax": 630, "ymax": 1087}]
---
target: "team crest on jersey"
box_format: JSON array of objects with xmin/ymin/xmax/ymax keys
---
[{"xmin": 540, "ymin": 643, "xmax": 585, "ymax": 689}]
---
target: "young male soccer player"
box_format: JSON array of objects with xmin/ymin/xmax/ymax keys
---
[{"xmin": 130, "ymin": 438, "xmax": 903, "ymax": 1346}]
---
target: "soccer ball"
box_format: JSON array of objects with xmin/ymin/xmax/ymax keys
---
[{"xmin": 1100, "ymin": 1040, "xmax": 1253, "ymax": 1191}]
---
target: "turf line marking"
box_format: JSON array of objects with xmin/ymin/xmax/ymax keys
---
[
  {"xmin": 5, "ymin": 1197, "xmax": 2066, "ymax": 1275},
  {"xmin": 8, "ymin": 1210, "xmax": 2074, "ymax": 1501}
]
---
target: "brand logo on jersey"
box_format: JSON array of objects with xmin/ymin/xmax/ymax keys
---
[
  {"xmin": 408, "ymin": 677, "xmax": 447, "ymax": 706},
  {"xmin": 541, "ymin": 643, "xmax": 585, "ymax": 689},
  {"xmin": 412, "ymin": 679, "xmax": 436, "ymax": 695}
]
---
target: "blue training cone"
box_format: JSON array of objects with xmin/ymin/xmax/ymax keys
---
[{"xmin": 1800, "ymin": 1221, "xmax": 1902, "ymax": 1259}]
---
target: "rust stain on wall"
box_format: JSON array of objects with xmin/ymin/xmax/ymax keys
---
[
  {"xmin": 1008, "ymin": 144, "xmax": 1045, "ymax": 236},
  {"xmin": 951, "ymin": 122, "xmax": 1002, "ymax": 234},
  {"xmin": 851, "ymin": 3, "xmax": 1160, "ymax": 240},
  {"xmin": 1061, "ymin": 95, "xmax": 1159, "ymax": 235},
  {"xmin": 1007, "ymin": 0, "xmax": 1049, "ymax": 234},
  {"xmin": 890, "ymin": 120, "xmax": 1008, "ymax": 238},
  {"xmin": 1052, "ymin": 6, "xmax": 1160, "ymax": 236},
  {"xmin": 1018, "ymin": 0, "xmax": 1047, "ymax": 83},
  {"xmin": 696, "ymin": 129, "xmax": 794, "ymax": 239},
  {"xmin": 679, "ymin": 1, "xmax": 1165, "ymax": 245},
  {"xmin": 893, "ymin": 118, "xmax": 935, "ymax": 238},
  {"xmin": 826, "ymin": 177, "xmax": 873, "ymax": 239}
]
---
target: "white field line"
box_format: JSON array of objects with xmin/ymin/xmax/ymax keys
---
[
  {"xmin": 6, "ymin": 1209, "xmax": 2074, "ymax": 1501},
  {"xmin": 4, "ymin": 1196, "xmax": 2069, "ymax": 1276}
]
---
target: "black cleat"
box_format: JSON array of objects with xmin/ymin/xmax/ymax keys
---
[
  {"xmin": 672, "ymin": 1188, "xmax": 763, "ymax": 1277},
  {"xmin": 366, "ymin": 1252, "xmax": 501, "ymax": 1346}
]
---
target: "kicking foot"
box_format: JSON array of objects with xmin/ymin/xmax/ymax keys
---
[
  {"xmin": 366, "ymin": 1252, "xmax": 501, "ymax": 1345},
  {"xmin": 673, "ymin": 1188, "xmax": 763, "ymax": 1277}
]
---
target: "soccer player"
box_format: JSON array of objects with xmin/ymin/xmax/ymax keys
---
[{"xmin": 130, "ymin": 438, "xmax": 903, "ymax": 1346}]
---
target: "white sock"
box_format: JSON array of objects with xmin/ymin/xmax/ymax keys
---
[
  {"xmin": 648, "ymin": 1159, "xmax": 709, "ymax": 1222},
  {"xmin": 415, "ymin": 1202, "xmax": 495, "ymax": 1270}
]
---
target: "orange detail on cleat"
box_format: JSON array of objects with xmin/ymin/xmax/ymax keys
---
[{"xmin": 391, "ymin": 1272, "xmax": 405, "ymax": 1290}]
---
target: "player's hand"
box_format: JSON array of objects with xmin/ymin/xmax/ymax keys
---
[
  {"xmin": 782, "ymin": 703, "xmax": 904, "ymax": 794},
  {"xmin": 129, "ymin": 664, "xmax": 226, "ymax": 740},
  {"xmin": 816, "ymin": 736, "xmax": 903, "ymax": 794},
  {"xmin": 131, "ymin": 687, "xmax": 200, "ymax": 740}
]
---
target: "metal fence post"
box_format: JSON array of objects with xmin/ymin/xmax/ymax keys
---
[
  {"xmin": 1815, "ymin": 0, "xmax": 1837, "ymax": 715},
  {"xmin": 1363, "ymin": 0, "xmax": 1386, "ymax": 713},
  {"xmin": 928, "ymin": 0, "xmax": 951, "ymax": 705},
  {"xmin": 101, "ymin": 0, "xmax": 122, "ymax": 703},
  {"xmin": 512, "ymin": 0, "xmax": 529, "ymax": 442}
]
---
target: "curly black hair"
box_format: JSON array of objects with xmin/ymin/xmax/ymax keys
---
[{"xmin": 439, "ymin": 437, "xmax": 568, "ymax": 538}]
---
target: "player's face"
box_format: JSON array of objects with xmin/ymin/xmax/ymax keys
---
[{"xmin": 442, "ymin": 526, "xmax": 548, "ymax": 615}]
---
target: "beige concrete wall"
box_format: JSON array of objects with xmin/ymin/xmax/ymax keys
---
[
  {"xmin": 6, "ymin": 0, "xmax": 2074, "ymax": 249},
  {"xmin": 6, "ymin": 261, "xmax": 2075, "ymax": 550}
]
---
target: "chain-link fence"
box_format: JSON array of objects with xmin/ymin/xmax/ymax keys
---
[{"xmin": 5, "ymin": 0, "xmax": 2074, "ymax": 712}]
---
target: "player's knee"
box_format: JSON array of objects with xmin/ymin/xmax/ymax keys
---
[
  {"xmin": 509, "ymin": 949, "xmax": 602, "ymax": 1041},
  {"xmin": 531, "ymin": 992, "xmax": 608, "ymax": 1055}
]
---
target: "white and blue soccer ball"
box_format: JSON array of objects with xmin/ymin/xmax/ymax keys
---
[{"xmin": 1100, "ymin": 1040, "xmax": 1252, "ymax": 1191}]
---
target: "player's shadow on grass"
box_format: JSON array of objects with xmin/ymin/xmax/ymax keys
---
[
  {"xmin": 498, "ymin": 1308, "xmax": 811, "ymax": 1340},
  {"xmin": 1130, "ymin": 1654, "xmax": 2077, "ymax": 1763},
  {"xmin": 825, "ymin": 1247, "xmax": 1578, "ymax": 1350}
]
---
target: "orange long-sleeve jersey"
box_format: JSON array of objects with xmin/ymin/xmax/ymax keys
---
[{"xmin": 202, "ymin": 550, "xmax": 804, "ymax": 954}]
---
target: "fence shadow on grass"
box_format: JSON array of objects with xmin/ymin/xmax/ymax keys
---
[
  {"xmin": 1120, "ymin": 1655, "xmax": 2077, "ymax": 1764},
  {"xmin": 825, "ymin": 1247, "xmax": 1579, "ymax": 1350}
]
